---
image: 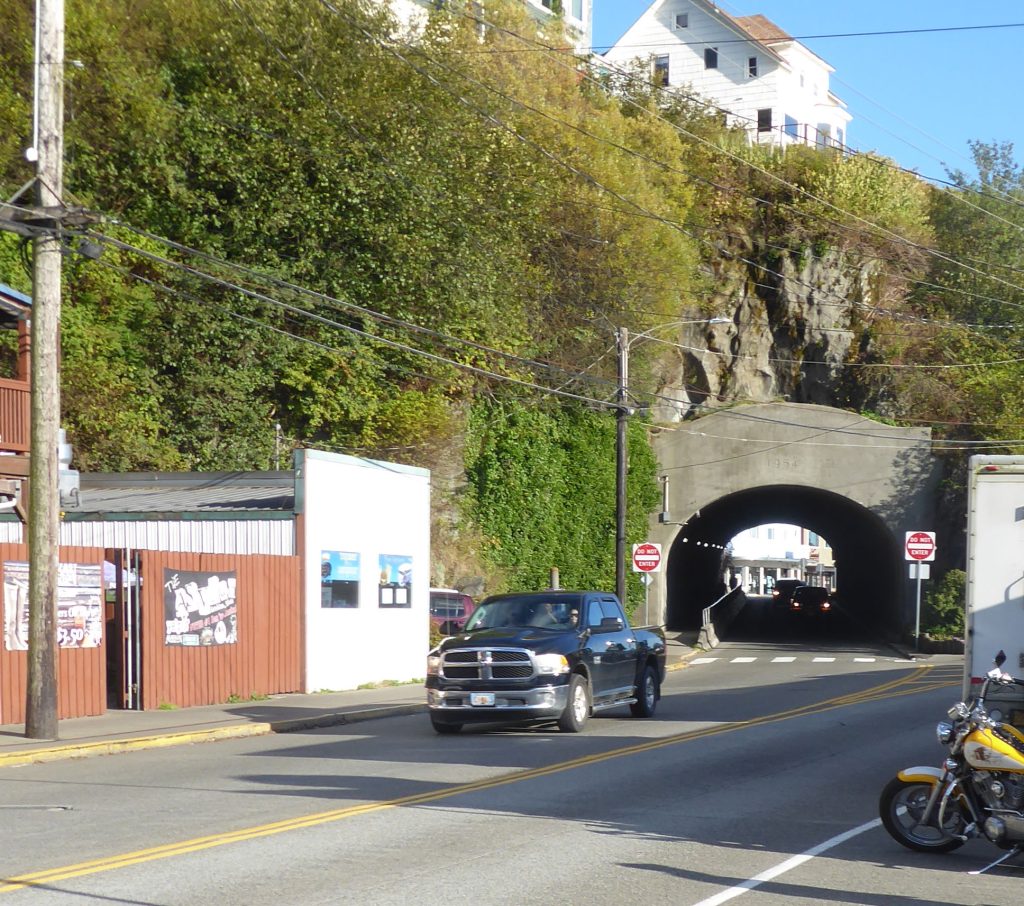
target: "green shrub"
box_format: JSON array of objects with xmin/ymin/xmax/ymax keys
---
[{"xmin": 922, "ymin": 569, "xmax": 965, "ymax": 639}]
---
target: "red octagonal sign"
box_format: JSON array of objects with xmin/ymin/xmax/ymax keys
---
[
  {"xmin": 632, "ymin": 542, "xmax": 662, "ymax": 573},
  {"xmin": 905, "ymin": 531, "xmax": 936, "ymax": 562}
]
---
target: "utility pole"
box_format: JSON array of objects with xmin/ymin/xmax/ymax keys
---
[
  {"xmin": 615, "ymin": 327, "xmax": 628, "ymax": 606},
  {"xmin": 25, "ymin": 0, "xmax": 65, "ymax": 740}
]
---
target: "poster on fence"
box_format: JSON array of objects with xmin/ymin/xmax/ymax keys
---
[
  {"xmin": 163, "ymin": 569, "xmax": 237, "ymax": 647},
  {"xmin": 3, "ymin": 561, "xmax": 103, "ymax": 651}
]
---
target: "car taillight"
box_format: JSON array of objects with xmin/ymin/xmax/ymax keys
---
[{"xmin": 821, "ymin": 601, "xmax": 831, "ymax": 610}]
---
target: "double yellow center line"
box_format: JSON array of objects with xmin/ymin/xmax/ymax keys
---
[{"xmin": 1, "ymin": 664, "xmax": 949, "ymax": 894}]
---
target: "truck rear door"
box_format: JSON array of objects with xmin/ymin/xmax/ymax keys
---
[{"xmin": 592, "ymin": 596, "xmax": 637, "ymax": 699}]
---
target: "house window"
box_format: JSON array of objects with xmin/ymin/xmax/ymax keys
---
[
  {"xmin": 784, "ymin": 115, "xmax": 798, "ymax": 138},
  {"xmin": 817, "ymin": 123, "xmax": 832, "ymax": 146},
  {"xmin": 653, "ymin": 54, "xmax": 670, "ymax": 87},
  {"xmin": 676, "ymin": 13, "xmax": 689, "ymax": 28},
  {"xmin": 836, "ymin": 128, "xmax": 844, "ymax": 147},
  {"xmin": 757, "ymin": 108, "xmax": 772, "ymax": 133},
  {"xmin": 748, "ymin": 56, "xmax": 758, "ymax": 78},
  {"xmin": 766, "ymin": 527, "xmax": 775, "ymax": 540},
  {"xmin": 572, "ymin": 0, "xmax": 583, "ymax": 18},
  {"xmin": 704, "ymin": 47, "xmax": 718, "ymax": 69},
  {"xmin": 808, "ymin": 531, "xmax": 820, "ymax": 545}
]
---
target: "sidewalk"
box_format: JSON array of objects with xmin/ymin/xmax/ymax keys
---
[{"xmin": 0, "ymin": 634, "xmax": 702, "ymax": 767}]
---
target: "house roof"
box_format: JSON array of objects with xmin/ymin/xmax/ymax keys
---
[
  {"xmin": 727, "ymin": 14, "xmax": 792, "ymax": 45},
  {"xmin": 0, "ymin": 283, "xmax": 32, "ymax": 328},
  {"xmin": 720, "ymin": 8, "xmax": 833, "ymax": 72},
  {"xmin": 63, "ymin": 471, "xmax": 295, "ymax": 519}
]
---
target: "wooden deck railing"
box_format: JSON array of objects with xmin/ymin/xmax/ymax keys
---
[{"xmin": 0, "ymin": 378, "xmax": 30, "ymax": 453}]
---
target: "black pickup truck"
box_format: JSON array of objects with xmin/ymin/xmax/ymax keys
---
[{"xmin": 425, "ymin": 590, "xmax": 666, "ymax": 734}]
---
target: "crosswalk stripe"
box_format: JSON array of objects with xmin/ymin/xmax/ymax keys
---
[{"xmin": 687, "ymin": 655, "xmax": 910, "ymax": 667}]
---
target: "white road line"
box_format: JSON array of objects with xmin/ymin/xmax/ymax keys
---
[
  {"xmin": 691, "ymin": 657, "xmax": 719, "ymax": 665},
  {"xmin": 771, "ymin": 656, "xmax": 796, "ymax": 663},
  {"xmin": 730, "ymin": 657, "xmax": 757, "ymax": 663},
  {"xmin": 812, "ymin": 657, "xmax": 836, "ymax": 663},
  {"xmin": 691, "ymin": 817, "xmax": 882, "ymax": 906},
  {"xmin": 854, "ymin": 657, "xmax": 877, "ymax": 663}
]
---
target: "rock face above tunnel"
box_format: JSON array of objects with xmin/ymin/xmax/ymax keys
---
[{"xmin": 651, "ymin": 246, "xmax": 875, "ymax": 423}]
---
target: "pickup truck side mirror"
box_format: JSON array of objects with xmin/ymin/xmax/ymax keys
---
[{"xmin": 594, "ymin": 616, "xmax": 624, "ymax": 633}]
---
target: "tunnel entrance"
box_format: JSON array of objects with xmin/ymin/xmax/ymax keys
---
[{"xmin": 665, "ymin": 485, "xmax": 903, "ymax": 635}]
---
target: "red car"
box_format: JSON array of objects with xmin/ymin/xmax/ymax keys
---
[{"xmin": 429, "ymin": 588, "xmax": 476, "ymax": 635}]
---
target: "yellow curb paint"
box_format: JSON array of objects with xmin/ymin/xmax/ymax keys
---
[
  {"xmin": 0, "ymin": 723, "xmax": 274, "ymax": 768},
  {"xmin": 0, "ymin": 704, "xmax": 429, "ymax": 770}
]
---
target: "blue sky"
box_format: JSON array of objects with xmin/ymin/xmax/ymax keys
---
[{"xmin": 590, "ymin": 1, "xmax": 1024, "ymax": 183}]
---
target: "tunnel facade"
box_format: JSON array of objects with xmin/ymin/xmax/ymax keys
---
[{"xmin": 646, "ymin": 402, "xmax": 941, "ymax": 636}]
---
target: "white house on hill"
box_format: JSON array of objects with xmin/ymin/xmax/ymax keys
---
[
  {"xmin": 602, "ymin": 0, "xmax": 850, "ymax": 150},
  {"xmin": 385, "ymin": 0, "xmax": 592, "ymax": 54}
]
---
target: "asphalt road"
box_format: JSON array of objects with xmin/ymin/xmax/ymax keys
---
[{"xmin": 0, "ymin": 614, "xmax": 1016, "ymax": 905}]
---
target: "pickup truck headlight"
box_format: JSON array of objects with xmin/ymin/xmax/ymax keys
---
[
  {"xmin": 427, "ymin": 651, "xmax": 442, "ymax": 676},
  {"xmin": 535, "ymin": 653, "xmax": 570, "ymax": 676}
]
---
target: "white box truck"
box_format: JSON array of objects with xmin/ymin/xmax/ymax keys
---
[{"xmin": 964, "ymin": 455, "xmax": 1024, "ymax": 720}]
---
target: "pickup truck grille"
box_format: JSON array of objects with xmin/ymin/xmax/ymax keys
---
[{"xmin": 440, "ymin": 648, "xmax": 534, "ymax": 680}]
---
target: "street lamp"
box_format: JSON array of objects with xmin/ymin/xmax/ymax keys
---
[{"xmin": 615, "ymin": 317, "xmax": 731, "ymax": 606}]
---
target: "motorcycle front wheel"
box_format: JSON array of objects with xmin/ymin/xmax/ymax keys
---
[{"xmin": 879, "ymin": 777, "xmax": 967, "ymax": 853}]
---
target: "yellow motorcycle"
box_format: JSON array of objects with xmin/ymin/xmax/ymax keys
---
[{"xmin": 880, "ymin": 651, "xmax": 1024, "ymax": 874}]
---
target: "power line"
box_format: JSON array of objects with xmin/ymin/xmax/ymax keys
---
[
  {"xmin": 423, "ymin": 6, "xmax": 1024, "ymax": 299},
  {"xmin": 76, "ymin": 229, "xmax": 620, "ymax": 409},
  {"xmin": 593, "ymin": 22, "xmax": 1024, "ymax": 54}
]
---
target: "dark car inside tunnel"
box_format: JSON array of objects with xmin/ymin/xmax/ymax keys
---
[{"xmin": 665, "ymin": 484, "xmax": 903, "ymax": 637}]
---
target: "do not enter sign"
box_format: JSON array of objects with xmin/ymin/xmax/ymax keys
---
[
  {"xmin": 632, "ymin": 542, "xmax": 662, "ymax": 573},
  {"xmin": 905, "ymin": 531, "xmax": 936, "ymax": 562}
]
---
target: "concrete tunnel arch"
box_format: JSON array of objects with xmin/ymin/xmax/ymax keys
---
[
  {"xmin": 664, "ymin": 484, "xmax": 904, "ymax": 635},
  {"xmin": 648, "ymin": 402, "xmax": 941, "ymax": 639}
]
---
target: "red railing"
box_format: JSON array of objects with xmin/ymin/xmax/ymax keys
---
[{"xmin": 0, "ymin": 378, "xmax": 30, "ymax": 453}]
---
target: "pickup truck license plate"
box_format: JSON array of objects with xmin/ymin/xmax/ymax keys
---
[{"xmin": 470, "ymin": 693, "xmax": 495, "ymax": 707}]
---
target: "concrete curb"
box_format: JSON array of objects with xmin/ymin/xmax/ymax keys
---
[
  {"xmin": 267, "ymin": 703, "xmax": 426, "ymax": 734},
  {"xmin": 667, "ymin": 646, "xmax": 705, "ymax": 672},
  {"xmin": 0, "ymin": 703, "xmax": 427, "ymax": 768}
]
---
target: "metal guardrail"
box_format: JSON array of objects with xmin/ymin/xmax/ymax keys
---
[{"xmin": 702, "ymin": 588, "xmax": 740, "ymax": 627}]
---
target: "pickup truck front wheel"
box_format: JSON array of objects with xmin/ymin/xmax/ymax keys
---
[
  {"xmin": 630, "ymin": 664, "xmax": 658, "ymax": 718},
  {"xmin": 558, "ymin": 674, "xmax": 590, "ymax": 733}
]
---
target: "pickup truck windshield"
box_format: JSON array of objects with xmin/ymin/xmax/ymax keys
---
[{"xmin": 465, "ymin": 595, "xmax": 582, "ymax": 631}]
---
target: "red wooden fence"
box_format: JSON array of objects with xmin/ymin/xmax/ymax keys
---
[
  {"xmin": 0, "ymin": 544, "xmax": 107, "ymax": 725},
  {"xmin": 139, "ymin": 551, "xmax": 302, "ymax": 710}
]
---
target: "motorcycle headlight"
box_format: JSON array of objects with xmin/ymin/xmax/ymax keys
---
[
  {"xmin": 936, "ymin": 721, "xmax": 955, "ymax": 745},
  {"xmin": 534, "ymin": 653, "xmax": 570, "ymax": 676},
  {"xmin": 427, "ymin": 651, "xmax": 442, "ymax": 676}
]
